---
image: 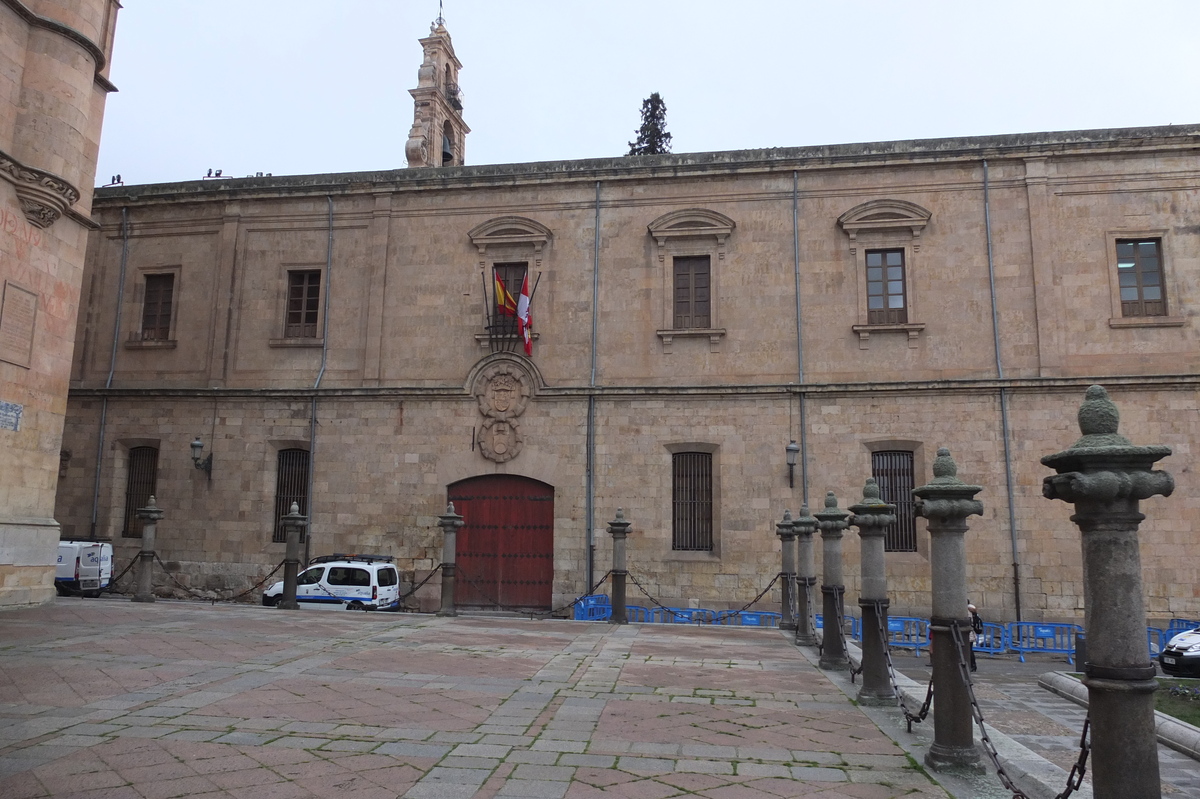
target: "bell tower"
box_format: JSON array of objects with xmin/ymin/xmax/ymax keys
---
[{"xmin": 405, "ymin": 15, "xmax": 470, "ymax": 168}]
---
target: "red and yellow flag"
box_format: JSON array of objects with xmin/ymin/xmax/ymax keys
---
[{"xmin": 494, "ymin": 269, "xmax": 517, "ymax": 317}]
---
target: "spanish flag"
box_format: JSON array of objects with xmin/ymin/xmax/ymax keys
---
[{"xmin": 494, "ymin": 269, "xmax": 517, "ymax": 317}]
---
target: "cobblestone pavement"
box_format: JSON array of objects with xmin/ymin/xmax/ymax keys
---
[
  {"xmin": 1, "ymin": 599, "xmax": 954, "ymax": 799},
  {"xmin": 893, "ymin": 650, "xmax": 1200, "ymax": 798}
]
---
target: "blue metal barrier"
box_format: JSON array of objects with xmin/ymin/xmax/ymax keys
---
[
  {"xmin": 735, "ymin": 611, "xmax": 781, "ymax": 627},
  {"xmin": 974, "ymin": 621, "xmax": 1007, "ymax": 656},
  {"xmin": 656, "ymin": 607, "xmax": 717, "ymax": 624},
  {"xmin": 573, "ymin": 594, "xmax": 611, "ymax": 621},
  {"xmin": 1148, "ymin": 627, "xmax": 1165, "ymax": 657},
  {"xmin": 626, "ymin": 605, "xmax": 653, "ymax": 622},
  {"xmin": 1009, "ymin": 622, "xmax": 1081, "ymax": 664},
  {"xmin": 1166, "ymin": 618, "xmax": 1200, "ymax": 637},
  {"xmin": 886, "ymin": 616, "xmax": 930, "ymax": 656}
]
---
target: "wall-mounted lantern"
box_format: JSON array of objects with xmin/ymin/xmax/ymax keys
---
[
  {"xmin": 190, "ymin": 437, "xmax": 213, "ymax": 476},
  {"xmin": 785, "ymin": 440, "xmax": 800, "ymax": 488}
]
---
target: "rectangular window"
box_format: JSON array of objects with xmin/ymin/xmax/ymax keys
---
[
  {"xmin": 140, "ymin": 274, "xmax": 174, "ymax": 341},
  {"xmin": 122, "ymin": 446, "xmax": 159, "ymax": 538},
  {"xmin": 285, "ymin": 270, "xmax": 322, "ymax": 338},
  {"xmin": 673, "ymin": 256, "xmax": 711, "ymax": 329},
  {"xmin": 273, "ymin": 448, "xmax": 310, "ymax": 543},
  {"xmin": 672, "ymin": 451, "xmax": 713, "ymax": 551},
  {"xmin": 871, "ymin": 450, "xmax": 917, "ymax": 552},
  {"xmin": 1116, "ymin": 239, "xmax": 1165, "ymax": 317},
  {"xmin": 865, "ymin": 249, "xmax": 907, "ymax": 324}
]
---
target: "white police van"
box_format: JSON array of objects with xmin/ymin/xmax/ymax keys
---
[
  {"xmin": 262, "ymin": 554, "xmax": 401, "ymax": 611},
  {"xmin": 56, "ymin": 540, "xmax": 114, "ymax": 597}
]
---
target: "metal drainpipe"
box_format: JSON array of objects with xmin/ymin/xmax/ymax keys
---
[
  {"xmin": 90, "ymin": 207, "xmax": 131, "ymax": 536},
  {"xmin": 305, "ymin": 196, "xmax": 334, "ymax": 565},
  {"xmin": 585, "ymin": 181, "xmax": 601, "ymax": 591},
  {"xmin": 983, "ymin": 159, "xmax": 1022, "ymax": 621},
  {"xmin": 791, "ymin": 171, "xmax": 809, "ymax": 507}
]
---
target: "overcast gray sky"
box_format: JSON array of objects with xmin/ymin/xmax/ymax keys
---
[{"xmin": 96, "ymin": 1, "xmax": 1200, "ymax": 187}]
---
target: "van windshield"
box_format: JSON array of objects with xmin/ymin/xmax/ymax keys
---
[{"xmin": 297, "ymin": 567, "xmax": 324, "ymax": 585}]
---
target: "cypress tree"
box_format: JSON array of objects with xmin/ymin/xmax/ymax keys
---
[{"xmin": 627, "ymin": 92, "xmax": 673, "ymax": 156}]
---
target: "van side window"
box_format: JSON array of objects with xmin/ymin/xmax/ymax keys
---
[
  {"xmin": 329, "ymin": 568, "xmax": 370, "ymax": 587},
  {"xmin": 377, "ymin": 568, "xmax": 397, "ymax": 587}
]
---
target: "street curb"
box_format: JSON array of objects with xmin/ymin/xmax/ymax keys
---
[
  {"xmin": 1039, "ymin": 671, "xmax": 1200, "ymax": 762},
  {"xmin": 843, "ymin": 642, "xmax": 1094, "ymax": 799}
]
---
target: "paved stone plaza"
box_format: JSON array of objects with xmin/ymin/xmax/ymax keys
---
[{"xmin": 0, "ymin": 599, "xmax": 1192, "ymax": 798}]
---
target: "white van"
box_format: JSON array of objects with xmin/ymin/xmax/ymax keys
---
[
  {"xmin": 262, "ymin": 554, "xmax": 401, "ymax": 611},
  {"xmin": 56, "ymin": 540, "xmax": 114, "ymax": 597}
]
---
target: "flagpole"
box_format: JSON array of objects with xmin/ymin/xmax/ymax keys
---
[{"xmin": 482, "ymin": 270, "xmax": 496, "ymax": 354}]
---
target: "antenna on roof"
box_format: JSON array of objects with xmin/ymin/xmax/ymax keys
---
[{"xmin": 435, "ymin": 0, "xmax": 445, "ymax": 26}]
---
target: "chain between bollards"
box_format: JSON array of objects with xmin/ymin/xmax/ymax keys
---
[
  {"xmin": 452, "ymin": 566, "xmax": 613, "ymax": 619},
  {"xmin": 870, "ymin": 599, "xmax": 933, "ymax": 732},
  {"xmin": 836, "ymin": 591, "xmax": 863, "ymax": 683},
  {"xmin": 948, "ymin": 621, "xmax": 1090, "ymax": 799},
  {"xmin": 150, "ymin": 553, "xmax": 287, "ymax": 604}
]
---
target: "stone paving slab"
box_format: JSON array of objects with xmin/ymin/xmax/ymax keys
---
[{"xmin": 0, "ymin": 597, "xmax": 1071, "ymax": 798}]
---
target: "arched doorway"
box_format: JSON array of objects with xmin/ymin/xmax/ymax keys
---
[{"xmin": 448, "ymin": 474, "xmax": 554, "ymax": 610}]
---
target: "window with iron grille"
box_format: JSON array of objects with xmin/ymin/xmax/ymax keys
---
[
  {"xmin": 273, "ymin": 448, "xmax": 310, "ymax": 543},
  {"xmin": 673, "ymin": 256, "xmax": 711, "ymax": 329},
  {"xmin": 672, "ymin": 451, "xmax": 713, "ymax": 551},
  {"xmin": 285, "ymin": 270, "xmax": 321, "ymax": 338},
  {"xmin": 871, "ymin": 450, "xmax": 917, "ymax": 552},
  {"xmin": 140, "ymin": 274, "xmax": 174, "ymax": 341},
  {"xmin": 1116, "ymin": 239, "xmax": 1166, "ymax": 317},
  {"xmin": 865, "ymin": 249, "xmax": 907, "ymax": 324},
  {"xmin": 491, "ymin": 262, "xmax": 527, "ymax": 337},
  {"xmin": 122, "ymin": 446, "xmax": 159, "ymax": 538}
]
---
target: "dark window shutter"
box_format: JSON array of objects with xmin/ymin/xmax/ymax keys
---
[
  {"xmin": 673, "ymin": 256, "xmax": 711, "ymax": 329},
  {"xmin": 871, "ymin": 450, "xmax": 917, "ymax": 552},
  {"xmin": 672, "ymin": 451, "xmax": 713, "ymax": 551},
  {"xmin": 141, "ymin": 275, "xmax": 174, "ymax": 340},
  {"xmin": 285, "ymin": 271, "xmax": 322, "ymax": 337},
  {"xmin": 273, "ymin": 449, "xmax": 310, "ymax": 542},
  {"xmin": 123, "ymin": 447, "xmax": 159, "ymax": 538}
]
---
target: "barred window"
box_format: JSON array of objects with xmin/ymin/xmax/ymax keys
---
[
  {"xmin": 273, "ymin": 448, "xmax": 309, "ymax": 543},
  {"xmin": 140, "ymin": 274, "xmax": 174, "ymax": 341},
  {"xmin": 285, "ymin": 270, "xmax": 322, "ymax": 338},
  {"xmin": 672, "ymin": 451, "xmax": 713, "ymax": 551},
  {"xmin": 673, "ymin": 256, "xmax": 711, "ymax": 329},
  {"xmin": 122, "ymin": 446, "xmax": 159, "ymax": 538},
  {"xmin": 871, "ymin": 450, "xmax": 917, "ymax": 552},
  {"xmin": 491, "ymin": 262, "xmax": 527, "ymax": 337},
  {"xmin": 1116, "ymin": 239, "xmax": 1166, "ymax": 317},
  {"xmin": 866, "ymin": 249, "xmax": 907, "ymax": 324}
]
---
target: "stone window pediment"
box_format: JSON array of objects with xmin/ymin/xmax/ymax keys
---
[
  {"xmin": 838, "ymin": 199, "xmax": 931, "ymax": 242},
  {"xmin": 468, "ymin": 216, "xmax": 552, "ymax": 256},
  {"xmin": 648, "ymin": 208, "xmax": 735, "ymax": 257}
]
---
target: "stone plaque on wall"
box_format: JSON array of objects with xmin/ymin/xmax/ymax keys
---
[{"xmin": 0, "ymin": 280, "xmax": 37, "ymax": 368}]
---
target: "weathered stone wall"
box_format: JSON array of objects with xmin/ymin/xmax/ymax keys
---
[
  {"xmin": 0, "ymin": 0, "xmax": 118, "ymax": 607},
  {"xmin": 54, "ymin": 125, "xmax": 1200, "ymax": 620}
]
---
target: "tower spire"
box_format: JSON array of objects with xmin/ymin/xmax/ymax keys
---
[{"xmin": 405, "ymin": 14, "xmax": 470, "ymax": 168}]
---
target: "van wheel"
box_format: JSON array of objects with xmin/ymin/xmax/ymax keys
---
[
  {"xmin": 262, "ymin": 595, "xmax": 280, "ymax": 607},
  {"xmin": 83, "ymin": 590, "xmax": 102, "ymax": 599},
  {"xmin": 347, "ymin": 601, "xmax": 365, "ymax": 611},
  {"xmin": 55, "ymin": 583, "xmax": 69, "ymax": 597}
]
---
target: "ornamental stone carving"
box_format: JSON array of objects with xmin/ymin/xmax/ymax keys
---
[
  {"xmin": 0, "ymin": 149, "xmax": 80, "ymax": 229},
  {"xmin": 473, "ymin": 360, "xmax": 533, "ymax": 462}
]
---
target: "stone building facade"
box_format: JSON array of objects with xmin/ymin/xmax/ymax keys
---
[
  {"xmin": 53, "ymin": 26, "xmax": 1200, "ymax": 622},
  {"xmin": 0, "ymin": 0, "xmax": 120, "ymax": 608}
]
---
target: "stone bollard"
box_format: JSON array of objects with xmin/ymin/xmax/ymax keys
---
[
  {"xmin": 848, "ymin": 478, "xmax": 897, "ymax": 705},
  {"xmin": 437, "ymin": 503, "xmax": 465, "ymax": 617},
  {"xmin": 816, "ymin": 491, "xmax": 851, "ymax": 670},
  {"xmin": 132, "ymin": 496, "xmax": 163, "ymax": 603},
  {"xmin": 792, "ymin": 504, "xmax": 819, "ymax": 646},
  {"xmin": 776, "ymin": 509, "xmax": 797, "ymax": 631},
  {"xmin": 913, "ymin": 448, "xmax": 984, "ymax": 772},
  {"xmin": 607, "ymin": 509, "xmax": 631, "ymax": 624},
  {"xmin": 1042, "ymin": 385, "xmax": 1172, "ymax": 799},
  {"xmin": 278, "ymin": 502, "xmax": 309, "ymax": 610}
]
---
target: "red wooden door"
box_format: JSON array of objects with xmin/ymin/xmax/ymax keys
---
[{"xmin": 448, "ymin": 475, "xmax": 554, "ymax": 609}]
